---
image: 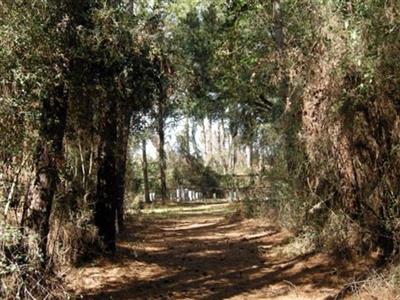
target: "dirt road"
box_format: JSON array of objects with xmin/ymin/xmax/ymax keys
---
[{"xmin": 67, "ymin": 203, "xmax": 368, "ymax": 299}]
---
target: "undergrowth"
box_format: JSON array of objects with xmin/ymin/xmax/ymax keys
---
[
  {"xmin": 351, "ymin": 266, "xmax": 400, "ymax": 300},
  {"xmin": 0, "ymin": 223, "xmax": 69, "ymax": 300}
]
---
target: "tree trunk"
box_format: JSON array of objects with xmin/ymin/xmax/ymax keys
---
[
  {"xmin": 221, "ymin": 118, "xmax": 226, "ymax": 151},
  {"xmin": 158, "ymin": 92, "xmax": 168, "ymax": 204},
  {"xmin": 272, "ymin": 0, "xmax": 297, "ymax": 174},
  {"xmin": 191, "ymin": 119, "xmax": 199, "ymax": 156},
  {"xmin": 115, "ymin": 102, "xmax": 133, "ymax": 233},
  {"xmin": 272, "ymin": 0, "xmax": 285, "ymax": 52},
  {"xmin": 272, "ymin": 0, "xmax": 288, "ymax": 109},
  {"xmin": 217, "ymin": 120, "xmax": 222, "ymax": 155},
  {"xmin": 232, "ymin": 134, "xmax": 238, "ymax": 175},
  {"xmin": 247, "ymin": 143, "xmax": 253, "ymax": 170},
  {"xmin": 228, "ymin": 133, "xmax": 233, "ymax": 173},
  {"xmin": 258, "ymin": 146, "xmax": 264, "ymax": 173},
  {"xmin": 220, "ymin": 119, "xmax": 228, "ymax": 174},
  {"xmin": 24, "ymin": 86, "xmax": 67, "ymax": 264},
  {"xmin": 184, "ymin": 115, "xmax": 190, "ymax": 155},
  {"xmin": 142, "ymin": 139, "xmax": 150, "ymax": 204},
  {"xmin": 95, "ymin": 98, "xmax": 118, "ymax": 254},
  {"xmin": 202, "ymin": 119, "xmax": 208, "ymax": 162},
  {"xmin": 208, "ymin": 117, "xmax": 213, "ymax": 159}
]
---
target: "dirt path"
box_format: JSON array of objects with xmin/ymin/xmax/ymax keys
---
[{"xmin": 67, "ymin": 203, "xmax": 369, "ymax": 299}]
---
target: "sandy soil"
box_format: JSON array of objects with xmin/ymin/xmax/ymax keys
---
[{"xmin": 66, "ymin": 203, "xmax": 371, "ymax": 300}]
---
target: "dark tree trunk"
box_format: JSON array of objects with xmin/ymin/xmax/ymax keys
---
[
  {"xmin": 142, "ymin": 139, "xmax": 150, "ymax": 204},
  {"xmin": 95, "ymin": 98, "xmax": 118, "ymax": 254},
  {"xmin": 376, "ymin": 222, "xmax": 395, "ymax": 266},
  {"xmin": 115, "ymin": 102, "xmax": 133, "ymax": 233},
  {"xmin": 272, "ymin": 0, "xmax": 285, "ymax": 51},
  {"xmin": 24, "ymin": 86, "xmax": 67, "ymax": 264},
  {"xmin": 232, "ymin": 134, "xmax": 238, "ymax": 175}
]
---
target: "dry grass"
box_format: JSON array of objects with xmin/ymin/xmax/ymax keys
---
[
  {"xmin": 272, "ymin": 232, "xmax": 316, "ymax": 259},
  {"xmin": 49, "ymin": 209, "xmax": 99, "ymax": 267},
  {"xmin": 351, "ymin": 268, "xmax": 400, "ymax": 300}
]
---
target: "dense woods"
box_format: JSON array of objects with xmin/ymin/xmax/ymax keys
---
[{"xmin": 1, "ymin": 0, "xmax": 399, "ymax": 299}]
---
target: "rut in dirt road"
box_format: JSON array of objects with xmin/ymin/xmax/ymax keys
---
[{"xmin": 68, "ymin": 204, "xmax": 371, "ymax": 300}]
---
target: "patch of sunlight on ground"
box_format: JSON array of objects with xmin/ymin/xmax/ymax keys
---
[{"xmin": 139, "ymin": 202, "xmax": 235, "ymax": 216}]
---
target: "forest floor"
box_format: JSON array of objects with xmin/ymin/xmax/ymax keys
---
[{"xmin": 66, "ymin": 203, "xmax": 373, "ymax": 300}]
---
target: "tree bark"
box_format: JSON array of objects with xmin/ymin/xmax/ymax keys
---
[
  {"xmin": 208, "ymin": 117, "xmax": 213, "ymax": 159},
  {"xmin": 114, "ymin": 101, "xmax": 133, "ymax": 233},
  {"xmin": 272, "ymin": 0, "xmax": 285, "ymax": 52},
  {"xmin": 272, "ymin": 0, "xmax": 297, "ymax": 174},
  {"xmin": 247, "ymin": 143, "xmax": 253, "ymax": 170},
  {"xmin": 217, "ymin": 120, "xmax": 222, "ymax": 155},
  {"xmin": 272, "ymin": 0, "xmax": 288, "ymax": 110},
  {"xmin": 95, "ymin": 98, "xmax": 118, "ymax": 254},
  {"xmin": 24, "ymin": 86, "xmax": 67, "ymax": 264},
  {"xmin": 184, "ymin": 115, "xmax": 190, "ymax": 155},
  {"xmin": 142, "ymin": 139, "xmax": 150, "ymax": 204},
  {"xmin": 220, "ymin": 118, "xmax": 229, "ymax": 174},
  {"xmin": 191, "ymin": 119, "xmax": 199, "ymax": 156},
  {"xmin": 158, "ymin": 88, "xmax": 168, "ymax": 204},
  {"xmin": 231, "ymin": 134, "xmax": 238, "ymax": 175},
  {"xmin": 202, "ymin": 119, "xmax": 208, "ymax": 162}
]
